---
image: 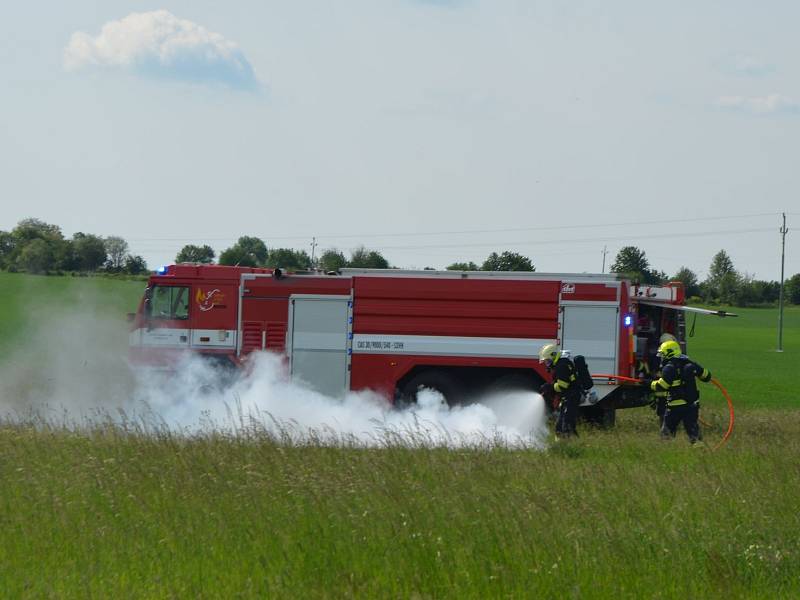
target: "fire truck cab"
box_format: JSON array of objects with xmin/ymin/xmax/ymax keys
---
[{"xmin": 129, "ymin": 265, "xmax": 732, "ymax": 423}]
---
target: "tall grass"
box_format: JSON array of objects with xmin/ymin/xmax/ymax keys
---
[
  {"xmin": 0, "ymin": 274, "xmax": 797, "ymax": 597},
  {"xmin": 0, "ymin": 409, "xmax": 798, "ymax": 598}
]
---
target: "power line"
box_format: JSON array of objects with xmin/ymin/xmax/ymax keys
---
[
  {"xmin": 122, "ymin": 211, "xmax": 781, "ymax": 243},
  {"xmin": 128, "ymin": 227, "xmax": 774, "ymax": 255},
  {"xmin": 369, "ymin": 227, "xmax": 775, "ymax": 251}
]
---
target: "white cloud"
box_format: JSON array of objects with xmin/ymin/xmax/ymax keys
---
[
  {"xmin": 715, "ymin": 94, "xmax": 800, "ymax": 116},
  {"xmin": 64, "ymin": 10, "xmax": 258, "ymax": 90}
]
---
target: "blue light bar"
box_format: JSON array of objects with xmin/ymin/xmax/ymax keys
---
[
  {"xmin": 623, "ymin": 314, "xmax": 633, "ymax": 327},
  {"xmin": 156, "ymin": 265, "xmax": 169, "ymax": 275}
]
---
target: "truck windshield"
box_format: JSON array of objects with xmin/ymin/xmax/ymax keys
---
[{"xmin": 150, "ymin": 286, "xmax": 189, "ymax": 320}]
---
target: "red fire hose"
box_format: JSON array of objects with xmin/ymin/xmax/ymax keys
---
[{"xmin": 593, "ymin": 374, "xmax": 735, "ymax": 450}]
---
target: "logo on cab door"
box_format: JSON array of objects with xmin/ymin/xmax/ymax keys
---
[{"xmin": 196, "ymin": 288, "xmax": 225, "ymax": 312}]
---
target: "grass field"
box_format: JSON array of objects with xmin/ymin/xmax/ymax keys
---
[
  {"xmin": 0, "ymin": 272, "xmax": 144, "ymax": 353},
  {"xmin": 0, "ymin": 273, "xmax": 798, "ymax": 598}
]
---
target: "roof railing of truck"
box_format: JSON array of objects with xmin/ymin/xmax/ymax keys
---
[
  {"xmin": 154, "ymin": 264, "xmax": 275, "ymax": 278},
  {"xmin": 337, "ymin": 268, "xmax": 624, "ymax": 282}
]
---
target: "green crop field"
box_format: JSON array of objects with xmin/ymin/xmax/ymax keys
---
[{"xmin": 0, "ymin": 273, "xmax": 798, "ymax": 598}]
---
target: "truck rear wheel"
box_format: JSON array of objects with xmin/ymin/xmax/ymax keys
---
[
  {"xmin": 398, "ymin": 371, "xmax": 464, "ymax": 408},
  {"xmin": 486, "ymin": 373, "xmax": 539, "ymax": 394}
]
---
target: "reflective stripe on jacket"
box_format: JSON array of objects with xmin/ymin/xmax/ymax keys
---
[
  {"xmin": 650, "ymin": 356, "xmax": 711, "ymax": 406},
  {"xmin": 552, "ymin": 357, "xmax": 578, "ymax": 396}
]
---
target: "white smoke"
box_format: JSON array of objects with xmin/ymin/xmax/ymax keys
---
[
  {"xmin": 133, "ymin": 352, "xmax": 549, "ymax": 448},
  {"xmin": 0, "ymin": 296, "xmax": 548, "ymax": 448}
]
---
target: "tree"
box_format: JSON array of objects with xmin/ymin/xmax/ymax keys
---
[
  {"xmin": 71, "ymin": 233, "xmax": 107, "ymax": 271},
  {"xmin": 12, "ymin": 218, "xmax": 63, "ymax": 244},
  {"xmin": 219, "ymin": 236, "xmax": 268, "ymax": 267},
  {"xmin": 124, "ymin": 254, "xmax": 149, "ymax": 275},
  {"xmin": 746, "ymin": 280, "xmax": 780, "ymax": 305},
  {"xmin": 672, "ymin": 267, "xmax": 700, "ymax": 298},
  {"xmin": 10, "ymin": 218, "xmax": 64, "ymax": 272},
  {"xmin": 349, "ymin": 247, "xmax": 390, "ymax": 269},
  {"xmin": 105, "ymin": 236, "xmax": 129, "ymax": 269},
  {"xmin": 319, "ymin": 249, "xmax": 348, "ymax": 273},
  {"xmin": 236, "ymin": 236, "xmax": 268, "ymax": 264},
  {"xmin": 17, "ymin": 239, "xmax": 53, "ymax": 273},
  {"xmin": 265, "ymin": 248, "xmax": 311, "ymax": 270},
  {"xmin": 705, "ymin": 250, "xmax": 739, "ymax": 303},
  {"xmin": 481, "ymin": 251, "xmax": 534, "ymax": 272},
  {"xmin": 446, "ymin": 261, "xmax": 479, "ymax": 271},
  {"xmin": 176, "ymin": 244, "xmax": 215, "ymax": 264},
  {"xmin": 0, "ymin": 231, "xmax": 14, "ymax": 269},
  {"xmin": 786, "ymin": 273, "xmax": 800, "ymax": 305},
  {"xmin": 219, "ymin": 246, "xmax": 256, "ymax": 267},
  {"xmin": 708, "ymin": 249, "xmax": 735, "ymax": 281},
  {"xmin": 611, "ymin": 246, "xmax": 650, "ymax": 280}
]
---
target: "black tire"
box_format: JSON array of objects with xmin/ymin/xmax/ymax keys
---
[
  {"xmin": 199, "ymin": 355, "xmax": 239, "ymax": 392},
  {"xmin": 486, "ymin": 373, "xmax": 539, "ymax": 394},
  {"xmin": 398, "ymin": 371, "xmax": 464, "ymax": 407}
]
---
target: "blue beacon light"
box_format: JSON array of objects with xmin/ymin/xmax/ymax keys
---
[
  {"xmin": 623, "ymin": 314, "xmax": 633, "ymax": 327},
  {"xmin": 156, "ymin": 265, "xmax": 169, "ymax": 275}
]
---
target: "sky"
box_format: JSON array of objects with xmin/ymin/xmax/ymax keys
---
[{"xmin": 1, "ymin": 0, "xmax": 798, "ymax": 280}]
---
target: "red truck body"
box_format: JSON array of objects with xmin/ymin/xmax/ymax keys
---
[{"xmin": 129, "ymin": 265, "xmax": 692, "ymax": 412}]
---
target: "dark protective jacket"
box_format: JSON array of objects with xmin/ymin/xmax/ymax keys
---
[
  {"xmin": 552, "ymin": 356, "xmax": 580, "ymax": 400},
  {"xmin": 650, "ymin": 356, "xmax": 711, "ymax": 406}
]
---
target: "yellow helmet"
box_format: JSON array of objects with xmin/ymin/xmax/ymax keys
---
[
  {"xmin": 538, "ymin": 343, "xmax": 561, "ymax": 366},
  {"xmin": 659, "ymin": 332, "xmax": 677, "ymax": 345},
  {"xmin": 657, "ymin": 340, "xmax": 682, "ymax": 360}
]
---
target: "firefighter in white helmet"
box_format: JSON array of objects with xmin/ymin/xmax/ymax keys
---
[{"xmin": 538, "ymin": 343, "xmax": 580, "ymax": 438}]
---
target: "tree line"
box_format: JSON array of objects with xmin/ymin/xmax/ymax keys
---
[
  {"xmin": 3, "ymin": 219, "xmax": 798, "ymax": 307},
  {"xmin": 176, "ymin": 238, "xmax": 392, "ymax": 271},
  {"xmin": 177, "ymin": 239, "xmax": 537, "ymax": 274},
  {"xmin": 610, "ymin": 245, "xmax": 800, "ymax": 307},
  {"xmin": 0, "ymin": 218, "xmax": 148, "ymax": 275}
]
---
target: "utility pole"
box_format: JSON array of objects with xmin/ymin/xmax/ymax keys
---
[
  {"xmin": 310, "ymin": 237, "xmax": 318, "ymax": 270},
  {"xmin": 601, "ymin": 245, "xmax": 609, "ymax": 273},
  {"xmin": 777, "ymin": 213, "xmax": 788, "ymax": 352}
]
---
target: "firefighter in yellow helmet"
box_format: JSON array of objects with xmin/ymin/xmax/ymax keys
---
[
  {"xmin": 649, "ymin": 339, "xmax": 712, "ymax": 443},
  {"xmin": 538, "ymin": 343, "xmax": 580, "ymax": 437},
  {"xmin": 639, "ymin": 332, "xmax": 678, "ymax": 425}
]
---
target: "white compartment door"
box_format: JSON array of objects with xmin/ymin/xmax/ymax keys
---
[
  {"xmin": 561, "ymin": 304, "xmax": 619, "ymax": 376},
  {"xmin": 288, "ymin": 295, "xmax": 351, "ymax": 398}
]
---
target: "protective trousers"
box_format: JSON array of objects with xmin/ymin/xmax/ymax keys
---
[
  {"xmin": 555, "ymin": 393, "xmax": 579, "ymax": 437},
  {"xmin": 661, "ymin": 402, "xmax": 701, "ymax": 443}
]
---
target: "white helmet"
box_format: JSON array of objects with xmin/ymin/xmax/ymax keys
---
[
  {"xmin": 659, "ymin": 332, "xmax": 677, "ymax": 345},
  {"xmin": 538, "ymin": 343, "xmax": 561, "ymax": 366}
]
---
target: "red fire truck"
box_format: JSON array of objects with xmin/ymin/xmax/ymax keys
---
[{"xmin": 129, "ymin": 265, "xmax": 732, "ymax": 423}]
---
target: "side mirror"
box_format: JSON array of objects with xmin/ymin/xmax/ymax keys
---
[{"xmin": 144, "ymin": 287, "xmax": 153, "ymax": 300}]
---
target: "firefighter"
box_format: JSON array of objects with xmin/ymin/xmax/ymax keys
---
[
  {"xmin": 640, "ymin": 333, "xmax": 678, "ymax": 425},
  {"xmin": 649, "ymin": 339, "xmax": 712, "ymax": 443},
  {"xmin": 538, "ymin": 343, "xmax": 580, "ymax": 438}
]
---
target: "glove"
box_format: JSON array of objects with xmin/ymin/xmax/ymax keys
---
[
  {"xmin": 639, "ymin": 377, "xmax": 652, "ymax": 387},
  {"xmin": 539, "ymin": 383, "xmax": 554, "ymax": 396}
]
